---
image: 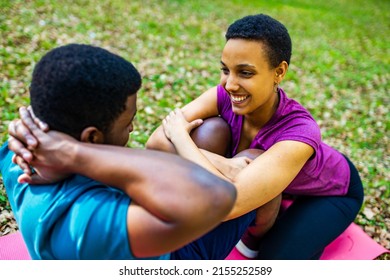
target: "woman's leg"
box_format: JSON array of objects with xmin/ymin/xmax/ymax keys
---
[
  {"xmin": 256, "ymin": 156, "xmax": 364, "ymax": 259},
  {"xmin": 236, "ymin": 194, "xmax": 282, "ymax": 258},
  {"xmin": 190, "ymin": 116, "xmax": 231, "ymax": 156},
  {"xmin": 172, "ymin": 117, "xmax": 255, "ymax": 259},
  {"xmin": 171, "ymin": 210, "xmax": 256, "ymax": 259}
]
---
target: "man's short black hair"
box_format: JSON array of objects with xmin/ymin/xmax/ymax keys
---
[
  {"xmin": 225, "ymin": 14, "xmax": 292, "ymax": 68},
  {"xmin": 30, "ymin": 44, "xmax": 141, "ymax": 139}
]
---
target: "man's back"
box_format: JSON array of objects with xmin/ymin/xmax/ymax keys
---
[{"xmin": 0, "ymin": 142, "xmax": 169, "ymax": 260}]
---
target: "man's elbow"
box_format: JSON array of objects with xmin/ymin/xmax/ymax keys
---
[
  {"xmin": 215, "ymin": 181, "xmax": 237, "ymax": 216},
  {"xmin": 200, "ymin": 173, "xmax": 237, "ymax": 217}
]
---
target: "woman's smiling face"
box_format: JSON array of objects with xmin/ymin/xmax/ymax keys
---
[{"xmin": 220, "ymin": 38, "xmax": 280, "ymax": 116}]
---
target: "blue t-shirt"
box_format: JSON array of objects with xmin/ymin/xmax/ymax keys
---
[{"xmin": 0, "ymin": 142, "xmax": 170, "ymax": 260}]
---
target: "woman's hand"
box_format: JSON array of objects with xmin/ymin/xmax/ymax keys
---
[
  {"xmin": 221, "ymin": 156, "xmax": 253, "ymax": 180},
  {"xmin": 221, "ymin": 149, "xmax": 265, "ymax": 180},
  {"xmin": 162, "ymin": 108, "xmax": 203, "ymax": 144}
]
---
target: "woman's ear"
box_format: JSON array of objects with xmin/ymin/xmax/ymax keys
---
[
  {"xmin": 274, "ymin": 61, "xmax": 289, "ymax": 84},
  {"xmin": 80, "ymin": 127, "xmax": 105, "ymax": 144}
]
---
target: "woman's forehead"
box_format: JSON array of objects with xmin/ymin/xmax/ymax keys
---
[{"xmin": 221, "ymin": 39, "xmax": 268, "ymax": 66}]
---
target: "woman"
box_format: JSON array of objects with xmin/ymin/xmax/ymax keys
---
[{"xmin": 146, "ymin": 14, "xmax": 364, "ymax": 259}]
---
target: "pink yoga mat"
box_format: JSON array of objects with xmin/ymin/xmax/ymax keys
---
[
  {"xmin": 0, "ymin": 231, "xmax": 30, "ymax": 260},
  {"xmin": 226, "ymin": 223, "xmax": 389, "ymax": 260},
  {"xmin": 226, "ymin": 199, "xmax": 389, "ymax": 260},
  {"xmin": 0, "ymin": 223, "xmax": 388, "ymax": 260}
]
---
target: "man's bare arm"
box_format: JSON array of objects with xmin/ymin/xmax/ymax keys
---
[{"xmin": 8, "ymin": 107, "xmax": 237, "ymax": 257}]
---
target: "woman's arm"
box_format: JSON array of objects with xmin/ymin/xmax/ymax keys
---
[
  {"xmin": 161, "ymin": 108, "xmax": 314, "ymax": 220},
  {"xmin": 162, "ymin": 109, "xmax": 227, "ymax": 179},
  {"xmin": 146, "ymin": 86, "xmax": 219, "ymax": 152},
  {"xmin": 150, "ymin": 86, "xmax": 314, "ymax": 221},
  {"xmin": 228, "ymin": 141, "xmax": 314, "ymax": 219},
  {"xmin": 200, "ymin": 149, "xmax": 258, "ymax": 181}
]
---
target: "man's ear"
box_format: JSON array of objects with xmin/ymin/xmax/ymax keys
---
[{"xmin": 80, "ymin": 127, "xmax": 105, "ymax": 144}]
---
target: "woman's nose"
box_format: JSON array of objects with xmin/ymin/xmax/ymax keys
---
[{"xmin": 224, "ymin": 75, "xmax": 239, "ymax": 92}]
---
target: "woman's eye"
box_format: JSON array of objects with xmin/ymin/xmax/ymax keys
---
[
  {"xmin": 241, "ymin": 71, "xmax": 253, "ymax": 77},
  {"xmin": 220, "ymin": 67, "xmax": 229, "ymax": 75}
]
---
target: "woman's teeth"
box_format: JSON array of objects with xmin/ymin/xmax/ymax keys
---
[{"xmin": 231, "ymin": 95, "xmax": 248, "ymax": 102}]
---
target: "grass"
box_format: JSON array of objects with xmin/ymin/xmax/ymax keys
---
[{"xmin": 0, "ymin": 0, "xmax": 389, "ymax": 254}]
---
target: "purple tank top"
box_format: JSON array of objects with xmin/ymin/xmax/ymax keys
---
[{"xmin": 217, "ymin": 85, "xmax": 350, "ymax": 196}]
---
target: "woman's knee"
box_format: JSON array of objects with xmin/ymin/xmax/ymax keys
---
[{"xmin": 190, "ymin": 117, "xmax": 231, "ymax": 156}]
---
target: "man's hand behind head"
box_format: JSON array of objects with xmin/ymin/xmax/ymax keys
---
[{"xmin": 8, "ymin": 106, "xmax": 73, "ymax": 184}]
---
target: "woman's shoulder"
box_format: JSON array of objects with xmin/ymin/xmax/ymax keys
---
[{"xmin": 264, "ymin": 89, "xmax": 322, "ymax": 149}]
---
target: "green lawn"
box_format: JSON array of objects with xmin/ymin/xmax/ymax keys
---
[{"xmin": 0, "ymin": 0, "xmax": 389, "ymax": 251}]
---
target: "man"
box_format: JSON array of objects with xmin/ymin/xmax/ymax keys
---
[{"xmin": 1, "ymin": 44, "xmax": 255, "ymax": 260}]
